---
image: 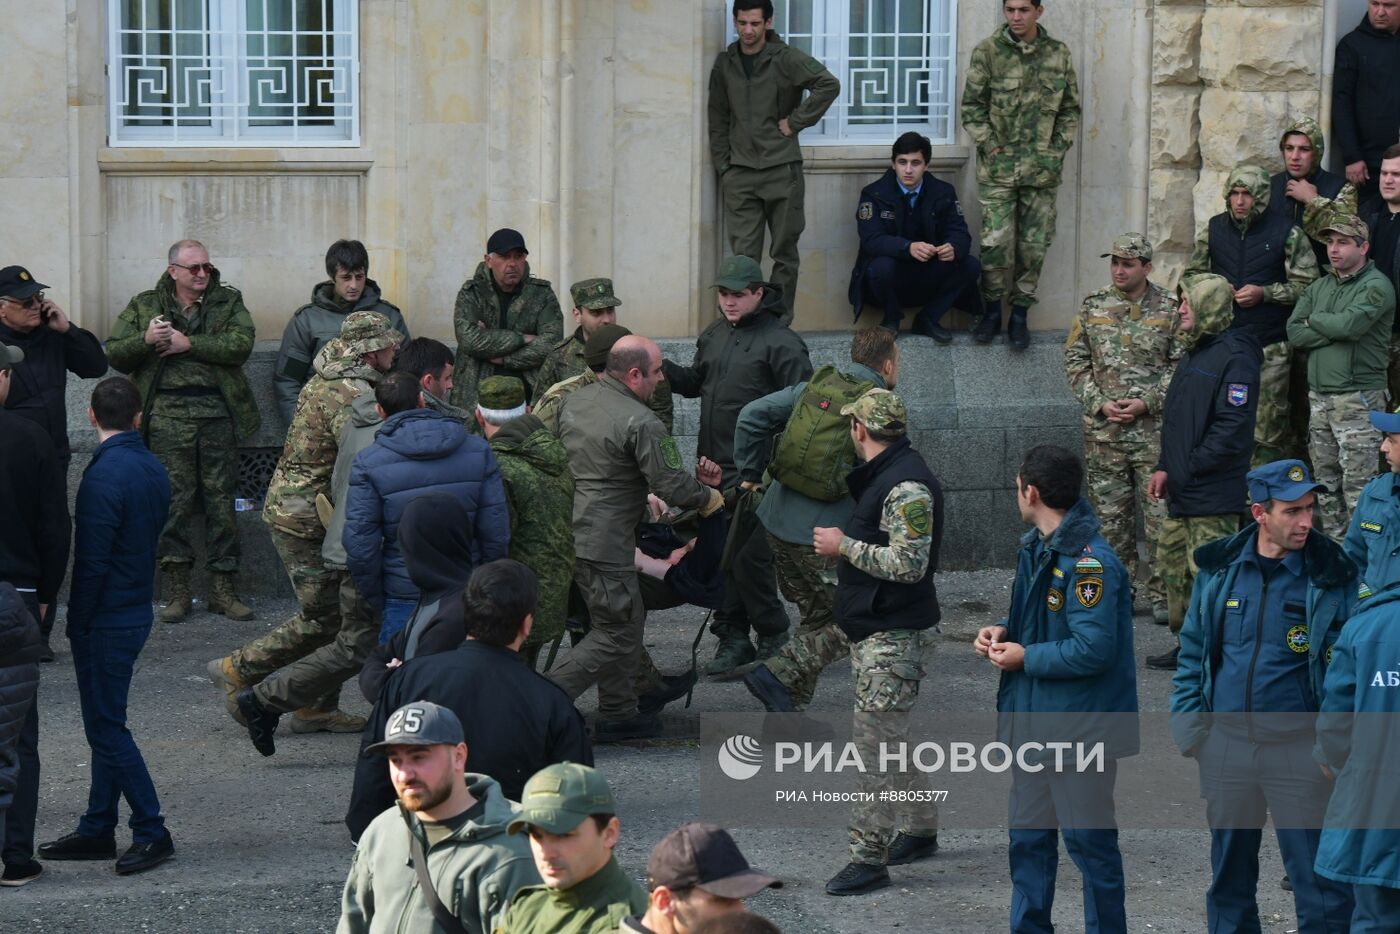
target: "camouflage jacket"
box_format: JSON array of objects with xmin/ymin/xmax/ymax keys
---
[
  {"xmin": 488, "ymin": 414, "xmax": 575, "ymax": 645},
  {"xmin": 960, "ymin": 24, "xmax": 1080, "ymax": 189},
  {"xmin": 839, "ymin": 478, "xmax": 935, "ymax": 582},
  {"xmin": 534, "ymin": 364, "xmax": 674, "ymax": 435},
  {"xmin": 449, "ymin": 261, "xmax": 563, "ymax": 412},
  {"xmin": 106, "ymin": 271, "xmax": 260, "ymax": 439},
  {"xmin": 263, "ymin": 344, "xmax": 383, "ymax": 539},
  {"xmin": 533, "ymin": 327, "xmax": 589, "ymax": 399},
  {"xmin": 1064, "ymin": 280, "xmax": 1183, "ymax": 445}
]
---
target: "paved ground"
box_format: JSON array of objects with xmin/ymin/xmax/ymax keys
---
[{"xmin": 2, "ymin": 571, "xmax": 1310, "ymax": 933}]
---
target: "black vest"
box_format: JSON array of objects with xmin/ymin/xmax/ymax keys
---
[
  {"xmin": 835, "ymin": 436, "xmax": 943, "ymax": 642},
  {"xmin": 1208, "ymin": 210, "xmax": 1296, "ymax": 346},
  {"xmin": 1269, "ymin": 169, "xmax": 1346, "ymax": 269}
]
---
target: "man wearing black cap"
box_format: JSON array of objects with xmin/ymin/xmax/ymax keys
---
[
  {"xmin": 339, "ymin": 701, "xmax": 539, "ymax": 934},
  {"xmin": 619, "ymin": 823, "xmax": 780, "ymax": 934},
  {"xmin": 450, "ymin": 228, "xmax": 563, "ymax": 413}
]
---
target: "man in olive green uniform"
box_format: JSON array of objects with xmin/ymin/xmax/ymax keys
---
[
  {"xmin": 533, "ymin": 278, "xmax": 621, "ymax": 396},
  {"xmin": 106, "ymin": 239, "xmax": 259, "ymax": 622},
  {"xmin": 207, "ymin": 311, "xmax": 401, "ymax": 738},
  {"xmin": 450, "ymin": 228, "xmax": 563, "ymax": 412},
  {"xmin": 535, "ymin": 324, "xmax": 673, "ymax": 435},
  {"xmin": 708, "ymin": 0, "xmax": 840, "ymax": 322},
  {"xmin": 475, "ymin": 376, "xmax": 576, "ymax": 668},
  {"xmin": 272, "ymin": 238, "xmax": 410, "ymax": 425},
  {"xmin": 1064, "ymin": 234, "xmax": 1182, "ymax": 624},
  {"xmin": 499, "ymin": 763, "xmax": 647, "ymax": 934},
  {"xmin": 960, "ymin": 0, "xmax": 1080, "ymax": 350},
  {"xmin": 554, "ymin": 336, "xmax": 726, "ymax": 742}
]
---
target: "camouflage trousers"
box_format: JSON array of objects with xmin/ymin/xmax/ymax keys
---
[
  {"xmin": 230, "ymin": 527, "xmax": 342, "ymax": 710},
  {"xmin": 1158, "ymin": 514, "xmax": 1240, "ymax": 634},
  {"xmin": 850, "ymin": 628, "xmax": 939, "ymax": 865},
  {"xmin": 977, "ymin": 182, "xmax": 1058, "ymax": 309},
  {"xmin": 765, "ymin": 534, "xmax": 845, "ymax": 707},
  {"xmin": 253, "ymin": 574, "xmax": 378, "ymax": 714},
  {"xmin": 147, "ymin": 414, "xmax": 241, "ymax": 572},
  {"xmin": 1252, "ymin": 342, "xmax": 1311, "ymax": 466},
  {"xmin": 1308, "ymin": 389, "xmax": 1387, "ymax": 540},
  {"xmin": 1084, "ymin": 440, "xmax": 1165, "ymax": 615}
]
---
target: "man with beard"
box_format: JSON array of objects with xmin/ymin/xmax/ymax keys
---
[{"xmin": 338, "ymin": 701, "xmax": 538, "ymax": 934}]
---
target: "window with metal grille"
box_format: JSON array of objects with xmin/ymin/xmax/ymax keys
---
[
  {"xmin": 736, "ymin": 0, "xmax": 958, "ymax": 145},
  {"xmin": 107, "ymin": 0, "xmax": 359, "ymax": 146}
]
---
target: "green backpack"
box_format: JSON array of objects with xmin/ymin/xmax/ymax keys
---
[{"xmin": 769, "ymin": 365, "xmax": 876, "ymax": 501}]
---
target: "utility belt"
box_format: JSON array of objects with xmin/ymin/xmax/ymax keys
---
[{"xmin": 156, "ymin": 386, "xmax": 222, "ymax": 397}]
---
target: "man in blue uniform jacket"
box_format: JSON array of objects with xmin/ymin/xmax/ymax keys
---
[
  {"xmin": 1342, "ymin": 404, "xmax": 1400, "ymax": 591},
  {"xmin": 1170, "ymin": 459, "xmax": 1356, "ymax": 933},
  {"xmin": 848, "ymin": 132, "xmax": 981, "ymax": 341}
]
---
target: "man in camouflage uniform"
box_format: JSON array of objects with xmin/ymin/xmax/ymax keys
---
[
  {"xmin": 534, "ymin": 324, "xmax": 674, "ymax": 435},
  {"xmin": 960, "ymin": 0, "xmax": 1080, "ymax": 350},
  {"xmin": 474, "ymin": 376, "xmax": 576, "ymax": 669},
  {"xmin": 1288, "ymin": 214, "xmax": 1396, "ymax": 536},
  {"xmin": 106, "ymin": 239, "xmax": 259, "ymax": 623},
  {"xmin": 759, "ymin": 388, "xmax": 941, "ymax": 897},
  {"xmin": 1064, "ymin": 233, "xmax": 1182, "ymax": 624},
  {"xmin": 206, "ymin": 311, "xmax": 401, "ymax": 739},
  {"xmin": 1186, "ymin": 163, "xmax": 1321, "ymax": 466},
  {"xmin": 532, "ymin": 277, "xmax": 620, "ymax": 396},
  {"xmin": 554, "ymin": 335, "xmax": 726, "ymax": 743},
  {"xmin": 449, "ymin": 228, "xmax": 563, "ymax": 412},
  {"xmin": 1271, "ymin": 117, "xmax": 1359, "ymax": 271}
]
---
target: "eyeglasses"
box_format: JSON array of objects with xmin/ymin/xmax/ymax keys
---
[
  {"xmin": 0, "ymin": 292, "xmax": 44, "ymax": 309},
  {"xmin": 170, "ymin": 262, "xmax": 215, "ymax": 275}
]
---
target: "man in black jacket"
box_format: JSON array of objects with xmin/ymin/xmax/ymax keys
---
[
  {"xmin": 1363, "ymin": 144, "xmax": 1400, "ymax": 401},
  {"xmin": 1333, "ymin": 0, "xmax": 1400, "ymax": 201},
  {"xmin": 848, "ymin": 132, "xmax": 981, "ymax": 342},
  {"xmin": 1146, "ymin": 275, "xmax": 1261, "ymax": 669},
  {"xmin": 345, "ymin": 560, "xmax": 591, "ymax": 842},
  {"xmin": 0, "ymin": 343, "xmax": 70, "ymax": 886},
  {"xmin": 0, "ymin": 585, "xmax": 42, "ymax": 887}
]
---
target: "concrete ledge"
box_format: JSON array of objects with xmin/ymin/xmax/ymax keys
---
[{"xmin": 60, "ymin": 330, "xmax": 1081, "ymax": 597}]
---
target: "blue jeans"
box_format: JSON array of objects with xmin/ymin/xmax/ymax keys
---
[
  {"xmin": 70, "ymin": 624, "xmax": 166, "ymax": 844},
  {"xmin": 379, "ymin": 598, "xmax": 418, "ymax": 645}
]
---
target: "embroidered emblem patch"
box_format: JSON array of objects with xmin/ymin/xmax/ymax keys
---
[
  {"xmin": 1052, "ymin": 567, "xmax": 1065, "ymax": 579},
  {"xmin": 1075, "ymin": 577, "xmax": 1103, "ymax": 608},
  {"xmin": 879, "ymin": 210, "xmax": 896, "ymax": 220},
  {"xmin": 901, "ymin": 500, "xmax": 932, "ymax": 537},
  {"xmin": 1047, "ymin": 588, "xmax": 1064, "ymax": 611},
  {"xmin": 1360, "ymin": 521, "xmax": 1383, "ymax": 534},
  {"xmin": 18, "ymin": 270, "xmax": 29, "ymax": 281},
  {"xmin": 1325, "ymin": 645, "xmax": 1334, "ymax": 666},
  {"xmin": 659, "ymin": 437, "xmax": 682, "ymax": 471},
  {"xmin": 857, "ymin": 201, "xmax": 873, "ymax": 221},
  {"xmin": 1074, "ymin": 555, "xmax": 1103, "ymax": 574},
  {"xmin": 1225, "ymin": 597, "xmax": 1241, "ymax": 609},
  {"xmin": 1227, "ymin": 383, "xmax": 1249, "ymax": 407},
  {"xmin": 1286, "ymin": 624, "xmax": 1310, "ymax": 654},
  {"xmin": 1287, "ymin": 465, "xmax": 1305, "ymax": 482},
  {"xmin": 1359, "ymin": 580, "xmax": 1375, "ymax": 600}
]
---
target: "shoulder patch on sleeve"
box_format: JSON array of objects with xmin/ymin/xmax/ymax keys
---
[
  {"xmin": 1074, "ymin": 555, "xmax": 1103, "ymax": 574},
  {"xmin": 1074, "ymin": 577, "xmax": 1104, "ymax": 608},
  {"xmin": 901, "ymin": 499, "xmax": 932, "ymax": 537},
  {"xmin": 1227, "ymin": 383, "xmax": 1248, "ymax": 407},
  {"xmin": 858, "ymin": 201, "xmax": 873, "ymax": 221},
  {"xmin": 659, "ymin": 436, "xmax": 683, "ymax": 470}
]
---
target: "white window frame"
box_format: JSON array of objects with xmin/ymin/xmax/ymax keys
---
[
  {"xmin": 730, "ymin": 0, "xmax": 959, "ymax": 146},
  {"xmin": 107, "ymin": 0, "xmax": 360, "ymax": 147}
]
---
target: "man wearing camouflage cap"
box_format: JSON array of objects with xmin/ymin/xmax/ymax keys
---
[
  {"xmin": 1064, "ymin": 233, "xmax": 1182, "ymax": 625},
  {"xmin": 475, "ymin": 376, "xmax": 576, "ymax": 667},
  {"xmin": 534, "ymin": 278, "xmax": 622, "ymax": 397},
  {"xmin": 1287, "ymin": 214, "xmax": 1396, "ymax": 537},
  {"xmin": 746, "ymin": 388, "xmax": 943, "ymax": 896},
  {"xmin": 208, "ymin": 310, "xmax": 401, "ymax": 740},
  {"xmin": 498, "ymin": 762, "xmax": 647, "ymax": 932}
]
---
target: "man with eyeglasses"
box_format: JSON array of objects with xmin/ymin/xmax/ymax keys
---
[
  {"xmin": 106, "ymin": 239, "xmax": 260, "ymax": 624},
  {"xmin": 0, "ymin": 265, "xmax": 107, "ymax": 657}
]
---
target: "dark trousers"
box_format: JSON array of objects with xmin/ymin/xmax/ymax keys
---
[
  {"xmin": 1197, "ymin": 730, "xmax": 1353, "ymax": 933},
  {"xmin": 712, "ymin": 524, "xmax": 788, "ymax": 642},
  {"xmin": 862, "ymin": 253, "xmax": 982, "ymax": 329},
  {"xmin": 2, "ymin": 591, "xmax": 41, "ymax": 867},
  {"xmin": 1008, "ymin": 761, "xmax": 1127, "ymax": 934},
  {"xmin": 1352, "ymin": 884, "xmax": 1400, "ymax": 933},
  {"xmin": 70, "ymin": 624, "xmax": 165, "ymax": 844}
]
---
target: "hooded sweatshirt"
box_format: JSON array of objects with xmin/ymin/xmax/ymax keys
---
[
  {"xmin": 1157, "ymin": 274, "xmax": 1263, "ymax": 517},
  {"xmin": 1185, "ymin": 163, "xmax": 1320, "ymax": 345},
  {"xmin": 1269, "ymin": 117, "xmax": 1358, "ymax": 268}
]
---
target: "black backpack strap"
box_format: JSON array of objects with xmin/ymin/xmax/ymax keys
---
[{"xmin": 400, "ymin": 805, "xmax": 471, "ymax": 934}]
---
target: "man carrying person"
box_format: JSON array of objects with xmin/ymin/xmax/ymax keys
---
[
  {"xmin": 450, "ymin": 228, "xmax": 563, "ymax": 412},
  {"xmin": 105, "ymin": 239, "xmax": 259, "ymax": 622},
  {"xmin": 337, "ymin": 701, "xmax": 539, "ymax": 934},
  {"xmin": 273, "ymin": 239, "xmax": 410, "ymax": 425},
  {"xmin": 1332, "ymin": 0, "xmax": 1400, "ymax": 201}
]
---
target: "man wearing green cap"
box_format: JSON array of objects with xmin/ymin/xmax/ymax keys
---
[
  {"xmin": 208, "ymin": 310, "xmax": 402, "ymax": 735},
  {"xmin": 1287, "ymin": 213, "xmax": 1396, "ymax": 537},
  {"xmin": 534, "ymin": 278, "xmax": 621, "ymax": 397},
  {"xmin": 1064, "ymin": 233, "xmax": 1182, "ymax": 625},
  {"xmin": 476, "ymin": 376, "xmax": 576, "ymax": 667},
  {"xmin": 498, "ymin": 762, "xmax": 647, "ymax": 932},
  {"xmin": 665, "ymin": 255, "xmax": 812, "ymax": 676}
]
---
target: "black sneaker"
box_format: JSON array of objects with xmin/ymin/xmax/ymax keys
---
[
  {"xmin": 115, "ymin": 833, "xmax": 175, "ymax": 875},
  {"xmin": 594, "ymin": 712, "xmax": 663, "ymax": 744},
  {"xmin": 886, "ymin": 832, "xmax": 940, "ymax": 865},
  {"xmin": 742, "ymin": 665, "xmax": 795, "ymax": 713},
  {"xmin": 973, "ymin": 301, "xmax": 1002, "ymax": 343},
  {"xmin": 911, "ymin": 316, "xmax": 953, "ymax": 344},
  {"xmin": 38, "ymin": 642, "xmax": 55, "ymax": 664},
  {"xmin": 37, "ymin": 831, "xmax": 116, "ymax": 861},
  {"xmin": 825, "ymin": 861, "xmax": 891, "ymax": 896},
  {"xmin": 0, "ymin": 860, "xmax": 43, "ymax": 886},
  {"xmin": 637, "ymin": 669, "xmax": 698, "ymax": 715},
  {"xmin": 236, "ymin": 688, "xmax": 281, "ymax": 757},
  {"xmin": 1007, "ymin": 313, "xmax": 1030, "ymax": 351},
  {"xmin": 1145, "ymin": 646, "xmax": 1180, "ymax": 670}
]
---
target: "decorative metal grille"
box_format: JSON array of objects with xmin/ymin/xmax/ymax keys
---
[
  {"xmin": 754, "ymin": 0, "xmax": 958, "ymax": 145},
  {"xmin": 108, "ymin": 0, "xmax": 359, "ymax": 146},
  {"xmin": 236, "ymin": 447, "xmax": 280, "ymax": 504}
]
